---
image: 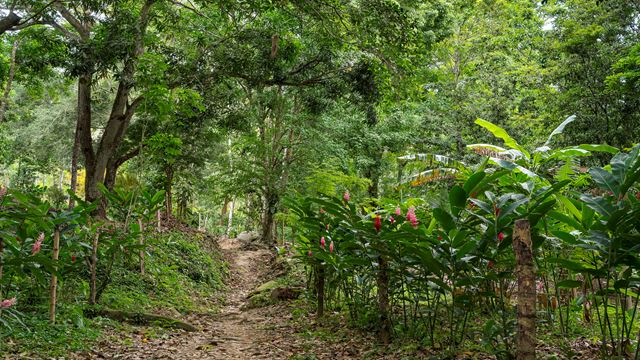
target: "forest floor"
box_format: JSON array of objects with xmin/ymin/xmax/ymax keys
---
[
  {"xmin": 67, "ymin": 233, "xmax": 605, "ymax": 360},
  {"xmin": 77, "ymin": 236, "xmax": 388, "ymax": 360}
]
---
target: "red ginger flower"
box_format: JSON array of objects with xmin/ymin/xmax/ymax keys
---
[
  {"xmin": 32, "ymin": 233, "xmax": 44, "ymax": 255},
  {"xmin": 374, "ymin": 215, "xmax": 381, "ymax": 232},
  {"xmin": 320, "ymin": 236, "xmax": 326, "ymax": 249},
  {"xmin": 395, "ymin": 207, "xmax": 402, "ymax": 216},
  {"xmin": 343, "ymin": 191, "xmax": 350, "ymax": 202},
  {"xmin": 72, "ymin": 255, "xmax": 76, "ymax": 263},
  {"xmin": 406, "ymin": 207, "xmax": 418, "ymax": 228},
  {"xmin": 497, "ymin": 232, "xmax": 504, "ymax": 242},
  {"xmin": 329, "ymin": 241, "xmax": 334, "ymax": 253},
  {"xmin": 0, "ymin": 297, "xmax": 16, "ymax": 309},
  {"xmin": 307, "ymin": 250, "xmax": 313, "ymax": 257},
  {"xmin": 389, "ymin": 216, "xmax": 395, "ymax": 224}
]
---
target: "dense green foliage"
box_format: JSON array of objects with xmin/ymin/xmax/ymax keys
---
[
  {"xmin": 290, "ymin": 120, "xmax": 640, "ymax": 357},
  {"xmin": 1, "ymin": 0, "xmax": 639, "ymax": 358}
]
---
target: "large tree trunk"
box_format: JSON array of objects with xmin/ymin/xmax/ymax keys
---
[
  {"xmin": 0, "ymin": 39, "xmax": 18, "ymax": 122},
  {"xmin": 76, "ymin": 73, "xmax": 100, "ymax": 207},
  {"xmin": 513, "ymin": 219, "xmax": 536, "ymax": 360},
  {"xmin": 71, "ymin": 1, "xmax": 153, "ymax": 215},
  {"xmin": 261, "ymin": 191, "xmax": 278, "ymax": 244}
]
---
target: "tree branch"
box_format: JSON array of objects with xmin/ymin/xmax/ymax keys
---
[
  {"xmin": 54, "ymin": 3, "xmax": 88, "ymax": 39},
  {"xmin": 46, "ymin": 20, "xmax": 79, "ymax": 39},
  {"xmin": 0, "ymin": 12, "xmax": 21, "ymax": 35}
]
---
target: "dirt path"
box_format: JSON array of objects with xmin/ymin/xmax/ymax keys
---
[{"xmin": 85, "ymin": 237, "xmax": 281, "ymax": 359}]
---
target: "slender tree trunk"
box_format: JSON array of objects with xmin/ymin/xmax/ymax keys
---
[
  {"xmin": 49, "ymin": 228, "xmax": 61, "ymax": 322},
  {"xmin": 68, "ymin": 89, "xmax": 83, "ymax": 210},
  {"xmin": 513, "ymin": 219, "xmax": 536, "ymax": 360},
  {"xmin": 165, "ymin": 166, "xmax": 173, "ymax": 217},
  {"xmin": 377, "ymin": 255, "xmax": 392, "ymax": 344},
  {"xmin": 226, "ymin": 199, "xmax": 234, "ymax": 236},
  {"xmin": 0, "ymin": 236, "xmax": 4, "ymax": 303},
  {"xmin": 317, "ymin": 264, "xmax": 325, "ymax": 320},
  {"xmin": 89, "ymin": 230, "xmax": 99, "ymax": 305},
  {"xmin": 221, "ymin": 197, "xmax": 229, "ymax": 226},
  {"xmin": 138, "ymin": 219, "xmax": 145, "ymax": 275},
  {"xmin": 0, "ymin": 40, "xmax": 18, "ymax": 122},
  {"xmin": 157, "ymin": 210, "xmax": 162, "ymax": 232}
]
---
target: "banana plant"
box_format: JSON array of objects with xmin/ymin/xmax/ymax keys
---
[
  {"xmin": 397, "ymin": 153, "xmax": 467, "ymax": 188},
  {"xmin": 468, "ymin": 116, "xmax": 619, "ymax": 180}
]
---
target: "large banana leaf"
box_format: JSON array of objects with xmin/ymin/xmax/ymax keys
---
[{"xmin": 474, "ymin": 118, "xmax": 530, "ymax": 159}]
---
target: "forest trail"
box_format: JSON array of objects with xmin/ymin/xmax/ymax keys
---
[{"xmin": 85, "ymin": 236, "xmax": 294, "ymax": 359}]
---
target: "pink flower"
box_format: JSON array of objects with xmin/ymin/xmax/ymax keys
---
[
  {"xmin": 406, "ymin": 207, "xmax": 418, "ymax": 228},
  {"xmin": 389, "ymin": 216, "xmax": 395, "ymax": 224},
  {"xmin": 329, "ymin": 241, "xmax": 334, "ymax": 253},
  {"xmin": 497, "ymin": 232, "xmax": 504, "ymax": 242},
  {"xmin": 307, "ymin": 250, "xmax": 313, "ymax": 257},
  {"xmin": 0, "ymin": 297, "xmax": 16, "ymax": 309},
  {"xmin": 374, "ymin": 216, "xmax": 381, "ymax": 232},
  {"xmin": 536, "ymin": 280, "xmax": 544, "ymax": 292},
  {"xmin": 343, "ymin": 191, "xmax": 350, "ymax": 202},
  {"xmin": 395, "ymin": 207, "xmax": 402, "ymax": 216},
  {"xmin": 320, "ymin": 236, "xmax": 326, "ymax": 249},
  {"xmin": 32, "ymin": 233, "xmax": 44, "ymax": 255}
]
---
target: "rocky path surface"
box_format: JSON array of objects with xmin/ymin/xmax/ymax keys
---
[{"xmin": 83, "ymin": 237, "xmax": 285, "ymax": 359}]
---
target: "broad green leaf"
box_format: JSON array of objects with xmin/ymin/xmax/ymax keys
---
[
  {"xmin": 576, "ymin": 144, "xmax": 619, "ymax": 154},
  {"xmin": 463, "ymin": 171, "xmax": 486, "ymax": 194},
  {"xmin": 589, "ymin": 168, "xmax": 619, "ymax": 196},
  {"xmin": 490, "ymin": 158, "xmax": 538, "ymax": 178},
  {"xmin": 433, "ymin": 208, "xmax": 455, "ymax": 232},
  {"xmin": 474, "ymin": 118, "xmax": 530, "ymax": 159},
  {"xmin": 580, "ymin": 194, "xmax": 614, "ymax": 217},
  {"xmin": 544, "ymin": 115, "xmax": 576, "ymax": 146},
  {"xmin": 449, "ymin": 186, "xmax": 467, "ymax": 216}
]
